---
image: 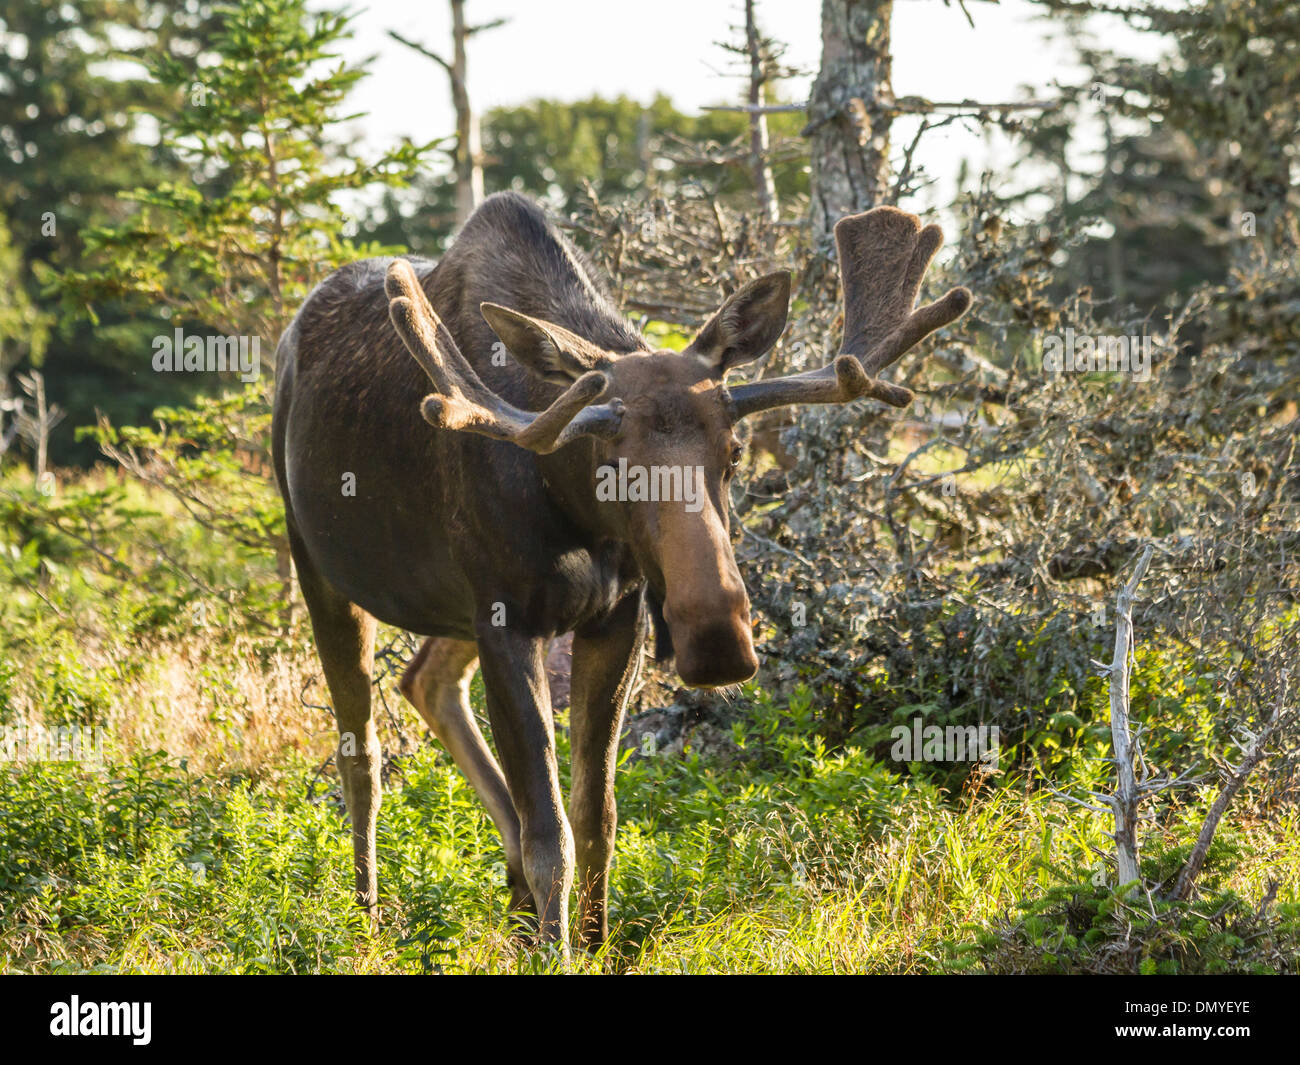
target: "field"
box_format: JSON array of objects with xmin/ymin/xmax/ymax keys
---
[
  {"xmin": 2, "ymin": 471, "xmax": 1296, "ymax": 975},
  {"xmin": 2, "ymin": 0, "xmax": 1298, "ymax": 981}
]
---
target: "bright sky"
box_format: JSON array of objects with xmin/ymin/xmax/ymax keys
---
[{"xmin": 324, "ymin": 0, "xmax": 1173, "ymax": 219}]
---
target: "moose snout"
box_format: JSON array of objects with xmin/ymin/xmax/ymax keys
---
[
  {"xmin": 651, "ymin": 505, "xmax": 758, "ymax": 687},
  {"xmin": 665, "ymin": 598, "xmax": 759, "ymax": 688}
]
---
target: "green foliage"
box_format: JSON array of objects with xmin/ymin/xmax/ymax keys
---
[
  {"xmin": 1118, "ymin": 0, "xmax": 1300, "ymax": 253},
  {"xmin": 0, "ymin": 214, "xmax": 51, "ymax": 375},
  {"xmin": 962, "ymin": 854, "xmax": 1300, "ymax": 975},
  {"xmin": 0, "ymin": 724, "xmax": 925, "ymax": 972},
  {"xmin": 483, "ymin": 94, "xmax": 807, "ymax": 209},
  {"xmin": 1024, "ymin": 0, "xmax": 1300, "ymax": 306},
  {"xmin": 79, "ymin": 382, "xmax": 286, "ymax": 585},
  {"xmin": 56, "ymin": 0, "xmax": 424, "ymax": 348},
  {"xmin": 0, "ymin": 605, "xmax": 1292, "ymax": 974},
  {"xmin": 0, "ymin": 463, "xmax": 282, "ymax": 647},
  {"xmin": 0, "ymin": 0, "xmax": 217, "ymax": 462},
  {"xmin": 0, "ymin": 0, "xmax": 197, "ymax": 260},
  {"xmin": 360, "ymin": 93, "xmax": 808, "ymax": 254},
  {"xmin": 0, "ymin": 752, "xmax": 371, "ymax": 973},
  {"xmin": 1, "ymin": 0, "xmax": 1295, "ymax": 978},
  {"xmin": 40, "ymin": 0, "xmax": 430, "ymax": 600}
]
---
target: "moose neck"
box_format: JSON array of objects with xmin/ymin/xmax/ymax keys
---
[{"xmin": 536, "ymin": 439, "xmax": 625, "ymax": 547}]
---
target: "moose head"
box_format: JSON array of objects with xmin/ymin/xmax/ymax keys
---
[{"xmin": 385, "ymin": 206, "xmax": 972, "ymax": 689}]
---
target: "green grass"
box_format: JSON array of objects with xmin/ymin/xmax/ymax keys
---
[
  {"xmin": 1, "ymin": 468, "xmax": 1296, "ymax": 974},
  {"xmin": 2, "ymin": 703, "xmax": 1295, "ymax": 973}
]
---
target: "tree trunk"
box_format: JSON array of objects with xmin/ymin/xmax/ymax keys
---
[
  {"xmin": 1107, "ymin": 544, "xmax": 1153, "ymax": 894},
  {"xmin": 746, "ymin": 0, "xmax": 779, "ymax": 229},
  {"xmin": 807, "ymin": 0, "xmax": 894, "ymax": 251},
  {"xmin": 451, "ymin": 0, "xmax": 484, "ymax": 225}
]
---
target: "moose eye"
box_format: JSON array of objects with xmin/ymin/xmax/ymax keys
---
[{"xmin": 729, "ymin": 444, "xmax": 744, "ymax": 468}]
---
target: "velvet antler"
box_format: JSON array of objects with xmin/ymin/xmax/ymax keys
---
[
  {"xmin": 728, "ymin": 207, "xmax": 972, "ymax": 417},
  {"xmin": 385, "ymin": 259, "xmax": 624, "ymax": 453}
]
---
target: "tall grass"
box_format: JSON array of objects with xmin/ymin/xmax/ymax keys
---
[{"xmin": 1, "ymin": 469, "xmax": 1296, "ymax": 973}]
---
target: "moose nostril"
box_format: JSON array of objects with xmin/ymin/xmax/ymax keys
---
[{"xmin": 672, "ymin": 616, "xmax": 758, "ymax": 687}]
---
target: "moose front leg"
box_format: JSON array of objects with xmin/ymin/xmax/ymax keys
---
[
  {"xmin": 475, "ymin": 624, "xmax": 574, "ymax": 951},
  {"xmin": 569, "ymin": 592, "xmax": 645, "ymax": 951}
]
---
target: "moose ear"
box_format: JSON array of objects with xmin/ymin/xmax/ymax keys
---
[
  {"xmin": 480, "ymin": 303, "xmax": 612, "ymax": 384},
  {"xmin": 686, "ymin": 271, "xmax": 791, "ymax": 375}
]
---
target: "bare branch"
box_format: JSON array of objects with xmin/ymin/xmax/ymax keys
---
[
  {"xmin": 465, "ymin": 17, "xmax": 508, "ymax": 36},
  {"xmin": 386, "ymin": 30, "xmax": 452, "ymax": 76},
  {"xmin": 1169, "ymin": 703, "xmax": 1295, "ymax": 902},
  {"xmin": 1107, "ymin": 544, "xmax": 1154, "ymax": 892}
]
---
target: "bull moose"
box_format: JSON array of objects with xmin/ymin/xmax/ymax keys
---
[{"xmin": 271, "ymin": 191, "xmax": 970, "ymax": 952}]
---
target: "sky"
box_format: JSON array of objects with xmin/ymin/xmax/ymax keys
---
[{"xmin": 321, "ymin": 0, "xmax": 1174, "ymax": 220}]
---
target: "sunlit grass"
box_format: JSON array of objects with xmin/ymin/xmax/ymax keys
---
[
  {"xmin": 1, "ymin": 724, "xmax": 1293, "ymax": 973},
  {"xmin": 1, "ymin": 470, "xmax": 1295, "ymax": 974}
]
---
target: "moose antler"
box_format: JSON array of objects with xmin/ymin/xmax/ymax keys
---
[
  {"xmin": 729, "ymin": 206, "xmax": 972, "ymax": 418},
  {"xmin": 385, "ymin": 260, "xmax": 624, "ymax": 453}
]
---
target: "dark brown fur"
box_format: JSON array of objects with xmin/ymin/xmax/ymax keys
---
[
  {"xmin": 273, "ymin": 193, "xmax": 781, "ymax": 949},
  {"xmin": 272, "ymin": 191, "xmax": 969, "ymax": 953}
]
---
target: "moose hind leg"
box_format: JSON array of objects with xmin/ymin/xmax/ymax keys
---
[
  {"xmin": 399, "ymin": 637, "xmax": 535, "ymax": 918},
  {"xmin": 292, "ymin": 534, "xmax": 381, "ymax": 918}
]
